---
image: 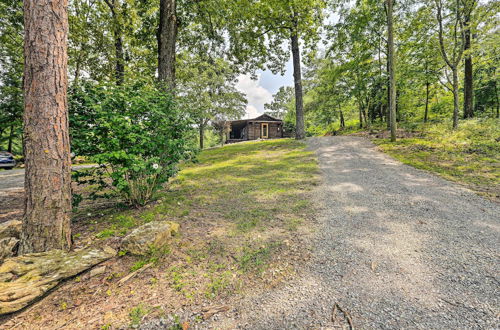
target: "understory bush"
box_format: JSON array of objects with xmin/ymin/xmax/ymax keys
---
[{"xmin": 70, "ymin": 81, "xmax": 196, "ymax": 207}]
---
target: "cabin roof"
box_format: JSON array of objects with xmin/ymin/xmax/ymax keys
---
[{"xmin": 229, "ymin": 114, "xmax": 282, "ymax": 124}]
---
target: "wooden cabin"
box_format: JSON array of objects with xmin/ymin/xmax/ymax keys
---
[{"xmin": 226, "ymin": 114, "xmax": 284, "ymax": 143}]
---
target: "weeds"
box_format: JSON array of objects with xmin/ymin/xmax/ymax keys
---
[
  {"xmin": 375, "ymin": 118, "xmax": 499, "ymax": 199},
  {"xmin": 238, "ymin": 244, "xmax": 274, "ymax": 273},
  {"xmin": 129, "ymin": 304, "xmax": 148, "ymax": 326}
]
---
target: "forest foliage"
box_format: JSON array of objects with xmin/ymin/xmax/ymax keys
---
[{"xmin": 1, "ymin": 0, "xmax": 498, "ymax": 167}]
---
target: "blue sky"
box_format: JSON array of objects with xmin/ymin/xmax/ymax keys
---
[{"xmin": 236, "ymin": 59, "xmax": 294, "ymax": 119}]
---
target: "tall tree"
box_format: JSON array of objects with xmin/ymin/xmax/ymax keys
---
[
  {"xmin": 20, "ymin": 0, "xmax": 72, "ymax": 253},
  {"xmin": 177, "ymin": 53, "xmax": 246, "ymax": 149},
  {"xmin": 264, "ymin": 86, "xmax": 295, "ymax": 120},
  {"xmin": 103, "ymin": 0, "xmax": 125, "ymax": 85},
  {"xmin": 386, "ymin": 0, "xmax": 397, "ymax": 141},
  {"xmin": 290, "ymin": 15, "xmax": 305, "ymax": 139},
  {"xmin": 158, "ymin": 0, "xmax": 177, "ymax": 89},
  {"xmin": 229, "ymin": 0, "xmax": 325, "ymax": 140},
  {"xmin": 461, "ymin": 0, "xmax": 477, "ymax": 119},
  {"xmin": 0, "ymin": 0, "xmax": 23, "ymax": 153},
  {"xmin": 435, "ymin": 0, "xmax": 465, "ymax": 129}
]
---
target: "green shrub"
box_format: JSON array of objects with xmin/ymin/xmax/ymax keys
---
[{"xmin": 70, "ymin": 81, "xmax": 196, "ymax": 207}]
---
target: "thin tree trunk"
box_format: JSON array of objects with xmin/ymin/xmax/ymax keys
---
[
  {"xmin": 199, "ymin": 122, "xmax": 204, "ymax": 149},
  {"xmin": 424, "ymin": 81, "xmax": 430, "ymax": 123},
  {"xmin": 452, "ymin": 68, "xmax": 459, "ymax": 129},
  {"xmin": 463, "ymin": 14, "xmax": 473, "ymax": 119},
  {"xmin": 20, "ymin": 0, "xmax": 72, "ymax": 253},
  {"xmin": 339, "ymin": 106, "xmax": 345, "ymax": 129},
  {"xmin": 362, "ymin": 108, "xmax": 369, "ymax": 128},
  {"xmin": 7, "ymin": 125, "xmax": 14, "ymax": 153},
  {"xmin": 386, "ymin": 52, "xmax": 391, "ymax": 129},
  {"xmin": 158, "ymin": 0, "xmax": 177, "ymax": 90},
  {"xmin": 378, "ymin": 42, "xmax": 384, "ymax": 123},
  {"xmin": 396, "ymin": 91, "xmax": 400, "ymax": 122},
  {"xmin": 494, "ymin": 80, "xmax": 499, "ymax": 118},
  {"xmin": 359, "ymin": 104, "xmax": 363, "ymax": 129},
  {"xmin": 104, "ymin": 0, "xmax": 125, "ymax": 85},
  {"xmin": 435, "ymin": 0, "xmax": 464, "ymax": 129},
  {"xmin": 74, "ymin": 57, "xmax": 81, "ymax": 86},
  {"xmin": 387, "ymin": 0, "xmax": 397, "ymax": 142},
  {"xmin": 290, "ymin": 25, "xmax": 305, "ymax": 140},
  {"xmin": 114, "ymin": 33, "xmax": 124, "ymax": 85}
]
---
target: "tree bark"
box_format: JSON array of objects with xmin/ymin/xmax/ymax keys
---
[
  {"xmin": 114, "ymin": 31, "xmax": 124, "ymax": 85},
  {"xmin": 104, "ymin": 0, "xmax": 125, "ymax": 85},
  {"xmin": 290, "ymin": 25, "xmax": 305, "ymax": 140},
  {"xmin": 494, "ymin": 80, "xmax": 499, "ymax": 118},
  {"xmin": 7, "ymin": 125, "xmax": 14, "ymax": 153},
  {"xmin": 339, "ymin": 106, "xmax": 345, "ymax": 129},
  {"xmin": 435, "ymin": 0, "xmax": 464, "ymax": 129},
  {"xmin": 463, "ymin": 13, "xmax": 473, "ymax": 119},
  {"xmin": 158, "ymin": 0, "xmax": 177, "ymax": 90},
  {"xmin": 452, "ymin": 68, "xmax": 459, "ymax": 128},
  {"xmin": 199, "ymin": 121, "xmax": 204, "ymax": 149},
  {"xmin": 359, "ymin": 105, "xmax": 363, "ymax": 129},
  {"xmin": 386, "ymin": 0, "xmax": 397, "ymax": 142},
  {"xmin": 386, "ymin": 47, "xmax": 391, "ymax": 129},
  {"xmin": 20, "ymin": 0, "xmax": 72, "ymax": 253},
  {"xmin": 424, "ymin": 81, "xmax": 430, "ymax": 123}
]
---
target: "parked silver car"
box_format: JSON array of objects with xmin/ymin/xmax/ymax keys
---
[{"xmin": 0, "ymin": 151, "xmax": 16, "ymax": 170}]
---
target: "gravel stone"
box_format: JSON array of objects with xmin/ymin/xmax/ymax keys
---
[{"xmin": 145, "ymin": 136, "xmax": 500, "ymax": 329}]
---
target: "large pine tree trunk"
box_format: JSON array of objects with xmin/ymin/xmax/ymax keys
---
[
  {"xmin": 386, "ymin": 0, "xmax": 397, "ymax": 142},
  {"xmin": 290, "ymin": 26, "xmax": 305, "ymax": 140},
  {"xmin": 20, "ymin": 0, "xmax": 72, "ymax": 254},
  {"xmin": 463, "ymin": 14, "xmax": 473, "ymax": 119},
  {"xmin": 158, "ymin": 0, "xmax": 177, "ymax": 89}
]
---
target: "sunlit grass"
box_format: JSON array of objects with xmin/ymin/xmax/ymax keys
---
[
  {"xmin": 80, "ymin": 138, "xmax": 320, "ymax": 309},
  {"xmin": 374, "ymin": 118, "xmax": 499, "ymax": 199}
]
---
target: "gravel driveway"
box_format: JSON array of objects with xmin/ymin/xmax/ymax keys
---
[
  {"xmin": 203, "ymin": 136, "xmax": 499, "ymax": 329},
  {"xmin": 0, "ymin": 169, "xmax": 25, "ymax": 192},
  {"xmin": 0, "ymin": 165, "xmax": 96, "ymax": 193}
]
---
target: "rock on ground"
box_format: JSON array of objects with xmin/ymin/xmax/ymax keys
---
[
  {"xmin": 198, "ymin": 136, "xmax": 500, "ymax": 329},
  {"xmin": 0, "ymin": 220, "xmax": 21, "ymax": 239},
  {"xmin": 0, "ymin": 220, "xmax": 22, "ymax": 262},
  {"xmin": 0, "ymin": 246, "xmax": 116, "ymax": 315},
  {"xmin": 0, "ymin": 237, "xmax": 19, "ymax": 261},
  {"xmin": 121, "ymin": 221, "xmax": 179, "ymax": 256}
]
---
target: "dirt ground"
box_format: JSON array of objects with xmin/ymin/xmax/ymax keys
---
[{"xmin": 0, "ymin": 190, "xmax": 23, "ymax": 224}]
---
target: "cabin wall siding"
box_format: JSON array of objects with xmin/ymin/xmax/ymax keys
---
[
  {"xmin": 268, "ymin": 123, "xmax": 282, "ymax": 138},
  {"xmin": 228, "ymin": 118, "xmax": 283, "ymax": 142},
  {"xmin": 244, "ymin": 122, "xmax": 282, "ymax": 140}
]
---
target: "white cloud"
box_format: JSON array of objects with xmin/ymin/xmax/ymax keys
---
[
  {"xmin": 245, "ymin": 105, "xmax": 260, "ymax": 119},
  {"xmin": 236, "ymin": 74, "xmax": 273, "ymax": 119}
]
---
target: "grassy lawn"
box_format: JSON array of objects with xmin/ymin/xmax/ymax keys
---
[
  {"xmin": 7, "ymin": 139, "xmax": 319, "ymax": 329},
  {"xmin": 373, "ymin": 118, "xmax": 499, "ymax": 201}
]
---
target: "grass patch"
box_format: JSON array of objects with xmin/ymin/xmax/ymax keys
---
[
  {"xmin": 18, "ymin": 139, "xmax": 319, "ymax": 329},
  {"xmin": 238, "ymin": 244, "xmax": 275, "ymax": 273},
  {"xmin": 129, "ymin": 304, "xmax": 149, "ymax": 326},
  {"xmin": 373, "ymin": 118, "xmax": 499, "ymax": 200}
]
